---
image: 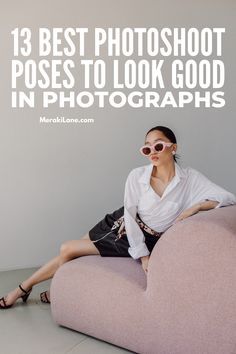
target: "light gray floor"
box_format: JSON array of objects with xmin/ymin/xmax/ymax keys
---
[{"xmin": 0, "ymin": 268, "xmax": 135, "ymax": 354}]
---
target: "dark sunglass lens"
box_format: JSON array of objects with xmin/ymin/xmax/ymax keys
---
[
  {"xmin": 142, "ymin": 147, "xmax": 151, "ymax": 155},
  {"xmin": 154, "ymin": 143, "xmax": 164, "ymax": 152}
]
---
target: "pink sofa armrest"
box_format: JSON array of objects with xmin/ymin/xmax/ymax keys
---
[
  {"xmin": 141, "ymin": 205, "xmax": 236, "ymax": 353},
  {"xmin": 147, "ymin": 205, "xmax": 236, "ymax": 294},
  {"xmin": 50, "ymin": 205, "xmax": 236, "ymax": 354}
]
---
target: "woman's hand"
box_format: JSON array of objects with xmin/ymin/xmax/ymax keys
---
[
  {"xmin": 173, "ymin": 204, "xmax": 200, "ymax": 223},
  {"xmin": 141, "ymin": 255, "xmax": 150, "ymax": 274}
]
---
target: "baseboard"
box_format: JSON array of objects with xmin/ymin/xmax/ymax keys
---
[{"xmin": 0, "ymin": 263, "xmax": 41, "ymax": 272}]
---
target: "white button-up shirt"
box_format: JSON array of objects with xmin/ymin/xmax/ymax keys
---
[{"xmin": 124, "ymin": 162, "xmax": 236, "ymax": 259}]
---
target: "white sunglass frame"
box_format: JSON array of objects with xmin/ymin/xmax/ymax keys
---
[{"xmin": 139, "ymin": 140, "xmax": 173, "ymax": 156}]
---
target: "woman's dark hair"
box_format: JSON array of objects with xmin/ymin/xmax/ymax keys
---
[{"xmin": 145, "ymin": 125, "xmax": 180, "ymax": 163}]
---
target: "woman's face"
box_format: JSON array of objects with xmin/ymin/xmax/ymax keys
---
[{"xmin": 144, "ymin": 130, "xmax": 177, "ymax": 166}]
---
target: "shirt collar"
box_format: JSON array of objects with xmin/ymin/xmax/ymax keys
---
[{"xmin": 138, "ymin": 162, "xmax": 185, "ymax": 187}]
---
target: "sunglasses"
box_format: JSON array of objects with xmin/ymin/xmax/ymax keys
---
[{"xmin": 139, "ymin": 141, "xmax": 173, "ymax": 156}]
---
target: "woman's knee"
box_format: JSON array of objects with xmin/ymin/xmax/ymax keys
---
[
  {"xmin": 60, "ymin": 241, "xmax": 73, "ymax": 260},
  {"xmin": 59, "ymin": 239, "xmax": 99, "ymax": 261}
]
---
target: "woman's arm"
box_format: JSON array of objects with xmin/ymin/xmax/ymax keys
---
[
  {"xmin": 189, "ymin": 168, "xmax": 236, "ymax": 209},
  {"xmin": 174, "ymin": 168, "xmax": 236, "ymax": 225},
  {"xmin": 198, "ymin": 200, "xmax": 219, "ymax": 210},
  {"xmin": 174, "ymin": 200, "xmax": 219, "ymax": 223}
]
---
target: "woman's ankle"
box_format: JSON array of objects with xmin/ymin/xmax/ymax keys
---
[{"xmin": 20, "ymin": 281, "xmax": 33, "ymax": 292}]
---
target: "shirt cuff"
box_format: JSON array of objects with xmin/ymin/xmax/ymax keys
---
[
  {"xmin": 214, "ymin": 201, "xmax": 222, "ymax": 208},
  {"xmin": 207, "ymin": 195, "xmax": 234, "ymax": 209},
  {"xmin": 128, "ymin": 243, "xmax": 150, "ymax": 260},
  {"xmin": 209, "ymin": 194, "xmax": 236, "ymax": 209}
]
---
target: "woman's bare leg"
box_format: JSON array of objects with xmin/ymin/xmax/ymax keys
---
[
  {"xmin": 0, "ymin": 233, "xmax": 99, "ymax": 307},
  {"xmin": 40, "ymin": 233, "xmax": 93, "ymax": 302}
]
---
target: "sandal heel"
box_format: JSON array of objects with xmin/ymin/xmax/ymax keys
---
[{"xmin": 21, "ymin": 292, "xmax": 31, "ymax": 303}]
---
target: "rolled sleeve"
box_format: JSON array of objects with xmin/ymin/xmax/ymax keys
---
[
  {"xmin": 127, "ymin": 240, "xmax": 150, "ymax": 259},
  {"xmin": 213, "ymin": 192, "xmax": 236, "ymax": 208},
  {"xmin": 124, "ymin": 170, "xmax": 150, "ymax": 260}
]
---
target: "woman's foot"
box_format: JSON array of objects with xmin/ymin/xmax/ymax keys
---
[
  {"xmin": 40, "ymin": 290, "xmax": 50, "ymax": 303},
  {"xmin": 0, "ymin": 284, "xmax": 32, "ymax": 309}
]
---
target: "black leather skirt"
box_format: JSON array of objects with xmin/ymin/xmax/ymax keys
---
[{"xmin": 88, "ymin": 206, "xmax": 164, "ymax": 257}]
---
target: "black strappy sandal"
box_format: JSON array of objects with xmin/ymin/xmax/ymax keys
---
[
  {"xmin": 0, "ymin": 284, "xmax": 32, "ymax": 309},
  {"xmin": 40, "ymin": 291, "xmax": 51, "ymax": 304}
]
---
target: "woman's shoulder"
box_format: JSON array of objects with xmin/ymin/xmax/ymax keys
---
[
  {"xmin": 183, "ymin": 166, "xmax": 198, "ymax": 175},
  {"xmin": 126, "ymin": 163, "xmax": 152, "ymax": 180},
  {"xmin": 179, "ymin": 163, "xmax": 202, "ymax": 176},
  {"xmin": 180, "ymin": 165, "xmax": 212, "ymax": 185}
]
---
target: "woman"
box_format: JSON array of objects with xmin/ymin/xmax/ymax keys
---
[{"xmin": 1, "ymin": 125, "xmax": 236, "ymax": 309}]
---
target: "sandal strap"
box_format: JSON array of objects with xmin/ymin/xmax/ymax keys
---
[
  {"xmin": 41, "ymin": 291, "xmax": 50, "ymax": 303},
  {"xmin": 0, "ymin": 297, "xmax": 7, "ymax": 307},
  {"xmin": 44, "ymin": 291, "xmax": 50, "ymax": 303},
  {"xmin": 19, "ymin": 284, "xmax": 31, "ymax": 294}
]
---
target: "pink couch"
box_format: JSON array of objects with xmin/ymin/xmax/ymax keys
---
[{"xmin": 50, "ymin": 205, "xmax": 236, "ymax": 354}]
